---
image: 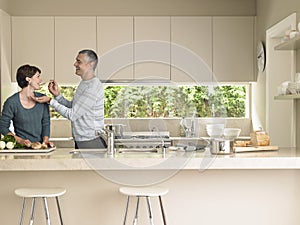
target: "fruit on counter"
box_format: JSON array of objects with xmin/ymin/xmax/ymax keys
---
[
  {"xmin": 0, "ymin": 141, "xmax": 6, "ymax": 149},
  {"xmin": 6, "ymin": 142, "xmax": 15, "ymax": 150}
]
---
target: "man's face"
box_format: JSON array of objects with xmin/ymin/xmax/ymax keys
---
[{"xmin": 73, "ymin": 53, "xmax": 92, "ymax": 76}]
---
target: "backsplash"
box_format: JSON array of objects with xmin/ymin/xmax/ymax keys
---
[{"xmin": 50, "ymin": 118, "xmax": 252, "ymax": 138}]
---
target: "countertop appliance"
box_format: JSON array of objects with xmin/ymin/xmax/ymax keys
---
[{"xmin": 115, "ymin": 131, "xmax": 171, "ymax": 149}]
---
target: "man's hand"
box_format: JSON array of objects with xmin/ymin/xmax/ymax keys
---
[{"xmin": 48, "ymin": 80, "xmax": 60, "ymax": 97}]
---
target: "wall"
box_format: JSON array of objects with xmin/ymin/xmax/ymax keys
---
[
  {"xmin": 254, "ymin": 0, "xmax": 300, "ymax": 133},
  {"xmin": 0, "ymin": 9, "xmax": 17, "ymax": 112}
]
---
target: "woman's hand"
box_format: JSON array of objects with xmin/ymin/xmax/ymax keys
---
[
  {"xmin": 14, "ymin": 136, "xmax": 31, "ymax": 147},
  {"xmin": 32, "ymin": 96, "xmax": 51, "ymax": 104},
  {"xmin": 43, "ymin": 136, "xmax": 55, "ymax": 148},
  {"xmin": 43, "ymin": 141, "xmax": 55, "ymax": 148}
]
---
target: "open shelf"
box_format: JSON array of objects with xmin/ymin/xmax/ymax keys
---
[
  {"xmin": 274, "ymin": 94, "xmax": 300, "ymax": 100},
  {"xmin": 274, "ymin": 35, "xmax": 300, "ymax": 50}
]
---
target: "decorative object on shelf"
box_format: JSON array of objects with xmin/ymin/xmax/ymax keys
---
[{"xmin": 257, "ymin": 41, "xmax": 266, "ymax": 72}]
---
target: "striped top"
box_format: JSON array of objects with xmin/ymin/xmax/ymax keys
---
[{"xmin": 50, "ymin": 77, "xmax": 104, "ymax": 142}]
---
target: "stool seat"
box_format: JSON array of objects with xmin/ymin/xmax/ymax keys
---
[
  {"xmin": 15, "ymin": 187, "xmax": 66, "ymax": 198},
  {"xmin": 120, "ymin": 186, "xmax": 168, "ymax": 225},
  {"xmin": 120, "ymin": 186, "xmax": 168, "ymax": 197},
  {"xmin": 15, "ymin": 187, "xmax": 66, "ymax": 225}
]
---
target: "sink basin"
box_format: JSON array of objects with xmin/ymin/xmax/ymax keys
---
[{"xmin": 117, "ymin": 148, "xmax": 160, "ymax": 153}]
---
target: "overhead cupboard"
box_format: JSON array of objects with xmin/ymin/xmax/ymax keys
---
[{"xmin": 11, "ymin": 16, "xmax": 255, "ymax": 84}]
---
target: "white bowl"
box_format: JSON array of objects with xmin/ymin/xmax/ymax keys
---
[
  {"xmin": 206, "ymin": 124, "xmax": 224, "ymax": 138},
  {"xmin": 224, "ymin": 128, "xmax": 241, "ymax": 139}
]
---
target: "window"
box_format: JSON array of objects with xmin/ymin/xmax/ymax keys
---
[
  {"xmin": 40, "ymin": 84, "xmax": 248, "ymax": 119},
  {"xmin": 105, "ymin": 85, "xmax": 247, "ymax": 118}
]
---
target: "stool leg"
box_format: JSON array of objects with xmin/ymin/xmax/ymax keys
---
[
  {"xmin": 56, "ymin": 197, "xmax": 64, "ymax": 225},
  {"xmin": 123, "ymin": 196, "xmax": 130, "ymax": 225},
  {"xmin": 19, "ymin": 198, "xmax": 26, "ymax": 225},
  {"xmin": 146, "ymin": 196, "xmax": 154, "ymax": 225},
  {"xmin": 159, "ymin": 196, "xmax": 167, "ymax": 225},
  {"xmin": 29, "ymin": 197, "xmax": 36, "ymax": 225},
  {"xmin": 43, "ymin": 197, "xmax": 51, "ymax": 225},
  {"xmin": 133, "ymin": 197, "xmax": 140, "ymax": 225}
]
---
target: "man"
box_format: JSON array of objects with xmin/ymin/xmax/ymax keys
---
[{"xmin": 35, "ymin": 49, "xmax": 106, "ymax": 149}]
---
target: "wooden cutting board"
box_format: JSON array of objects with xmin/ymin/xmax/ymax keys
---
[{"xmin": 234, "ymin": 145, "xmax": 279, "ymax": 153}]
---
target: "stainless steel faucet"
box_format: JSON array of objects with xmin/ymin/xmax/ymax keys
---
[{"xmin": 97, "ymin": 127, "xmax": 115, "ymax": 156}]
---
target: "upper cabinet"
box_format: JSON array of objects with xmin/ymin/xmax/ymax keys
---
[
  {"xmin": 11, "ymin": 17, "xmax": 55, "ymax": 82},
  {"xmin": 11, "ymin": 16, "xmax": 255, "ymax": 84},
  {"xmin": 134, "ymin": 16, "xmax": 171, "ymax": 80},
  {"xmin": 171, "ymin": 16, "xmax": 213, "ymax": 83},
  {"xmin": 55, "ymin": 17, "xmax": 97, "ymax": 85},
  {"xmin": 97, "ymin": 16, "xmax": 134, "ymax": 81},
  {"xmin": 212, "ymin": 16, "xmax": 255, "ymax": 82}
]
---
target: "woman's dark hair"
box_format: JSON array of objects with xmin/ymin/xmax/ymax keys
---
[{"xmin": 16, "ymin": 64, "xmax": 41, "ymax": 88}]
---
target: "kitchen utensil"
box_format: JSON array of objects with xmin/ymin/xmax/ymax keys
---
[
  {"xmin": 209, "ymin": 138, "xmax": 233, "ymax": 155},
  {"xmin": 234, "ymin": 145, "xmax": 278, "ymax": 153},
  {"xmin": 206, "ymin": 124, "xmax": 224, "ymax": 138},
  {"xmin": 104, "ymin": 124, "xmax": 125, "ymax": 138},
  {"xmin": 224, "ymin": 128, "xmax": 241, "ymax": 140}
]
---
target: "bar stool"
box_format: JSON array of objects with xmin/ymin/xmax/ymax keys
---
[
  {"xmin": 14, "ymin": 187, "xmax": 66, "ymax": 225},
  {"xmin": 119, "ymin": 186, "xmax": 168, "ymax": 225}
]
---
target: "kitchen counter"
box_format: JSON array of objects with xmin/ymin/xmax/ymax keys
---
[
  {"xmin": 1, "ymin": 147, "xmax": 300, "ymax": 225},
  {"xmin": 1, "ymin": 147, "xmax": 300, "ymax": 171}
]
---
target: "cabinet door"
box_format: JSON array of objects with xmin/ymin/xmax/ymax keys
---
[
  {"xmin": 171, "ymin": 16, "xmax": 212, "ymax": 83},
  {"xmin": 134, "ymin": 16, "xmax": 170, "ymax": 81},
  {"xmin": 213, "ymin": 16, "xmax": 255, "ymax": 82},
  {"xmin": 97, "ymin": 16, "xmax": 134, "ymax": 81},
  {"xmin": 12, "ymin": 17, "xmax": 54, "ymax": 82},
  {"xmin": 55, "ymin": 17, "xmax": 97, "ymax": 85}
]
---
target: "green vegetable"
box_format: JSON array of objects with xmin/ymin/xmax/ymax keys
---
[
  {"xmin": 0, "ymin": 141, "xmax": 5, "ymax": 149},
  {"xmin": 6, "ymin": 142, "xmax": 14, "ymax": 149},
  {"xmin": 1, "ymin": 135, "xmax": 16, "ymax": 144},
  {"xmin": 0, "ymin": 135, "xmax": 26, "ymax": 149}
]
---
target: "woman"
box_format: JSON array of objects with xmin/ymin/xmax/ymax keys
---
[{"xmin": 0, "ymin": 64, "xmax": 53, "ymax": 147}]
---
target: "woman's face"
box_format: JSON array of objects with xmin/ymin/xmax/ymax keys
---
[{"xmin": 28, "ymin": 72, "xmax": 43, "ymax": 90}]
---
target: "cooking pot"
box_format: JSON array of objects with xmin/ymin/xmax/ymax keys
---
[
  {"xmin": 209, "ymin": 138, "xmax": 233, "ymax": 155},
  {"xmin": 104, "ymin": 124, "xmax": 125, "ymax": 138}
]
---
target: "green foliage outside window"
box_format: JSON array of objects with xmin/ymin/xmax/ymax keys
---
[
  {"xmin": 105, "ymin": 85, "xmax": 246, "ymax": 118},
  {"xmin": 39, "ymin": 85, "xmax": 77, "ymax": 118},
  {"xmin": 39, "ymin": 85, "xmax": 246, "ymax": 118}
]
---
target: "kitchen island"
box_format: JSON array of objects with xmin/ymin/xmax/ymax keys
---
[{"xmin": 0, "ymin": 147, "xmax": 300, "ymax": 225}]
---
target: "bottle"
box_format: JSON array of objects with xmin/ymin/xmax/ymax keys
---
[{"xmin": 179, "ymin": 117, "xmax": 185, "ymax": 137}]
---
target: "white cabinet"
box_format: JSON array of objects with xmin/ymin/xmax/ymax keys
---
[
  {"xmin": 171, "ymin": 16, "xmax": 213, "ymax": 83},
  {"xmin": 55, "ymin": 17, "xmax": 97, "ymax": 85},
  {"xmin": 97, "ymin": 16, "xmax": 134, "ymax": 81},
  {"xmin": 212, "ymin": 16, "xmax": 255, "ymax": 82},
  {"xmin": 134, "ymin": 16, "xmax": 171, "ymax": 80},
  {"xmin": 11, "ymin": 17, "xmax": 55, "ymax": 82}
]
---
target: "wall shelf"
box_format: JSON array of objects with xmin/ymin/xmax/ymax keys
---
[
  {"xmin": 274, "ymin": 94, "xmax": 300, "ymax": 100},
  {"xmin": 274, "ymin": 35, "xmax": 300, "ymax": 50}
]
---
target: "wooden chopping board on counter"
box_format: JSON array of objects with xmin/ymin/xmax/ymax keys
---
[{"xmin": 234, "ymin": 145, "xmax": 279, "ymax": 153}]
